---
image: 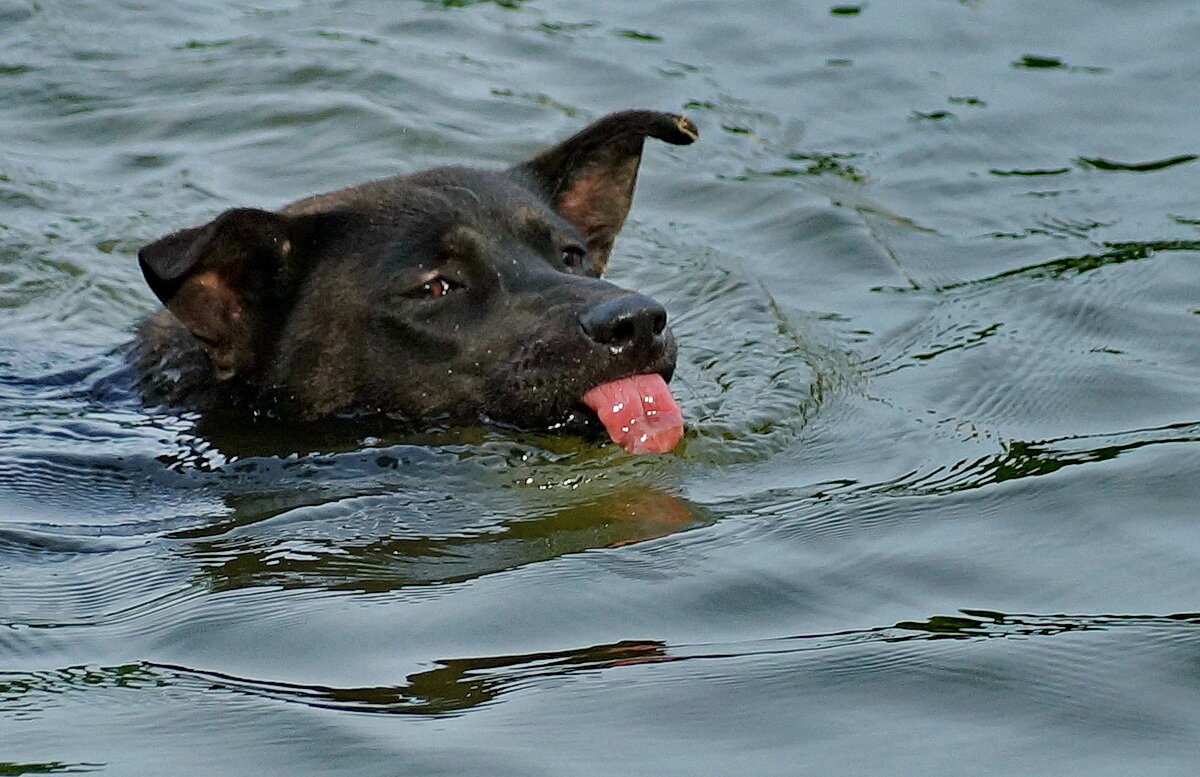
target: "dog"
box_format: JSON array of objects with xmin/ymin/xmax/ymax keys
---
[{"xmin": 134, "ymin": 110, "xmax": 698, "ymax": 453}]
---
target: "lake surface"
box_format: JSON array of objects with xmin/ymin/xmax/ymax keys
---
[{"xmin": 3, "ymin": 1, "xmax": 1200, "ymax": 774}]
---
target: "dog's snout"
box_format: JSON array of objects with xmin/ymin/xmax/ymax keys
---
[{"xmin": 580, "ymin": 294, "xmax": 668, "ymax": 348}]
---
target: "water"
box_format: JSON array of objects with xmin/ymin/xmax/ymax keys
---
[{"xmin": 3, "ymin": 1, "xmax": 1200, "ymax": 774}]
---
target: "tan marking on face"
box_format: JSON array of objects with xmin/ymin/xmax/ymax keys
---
[
  {"xmin": 675, "ymin": 115, "xmax": 699, "ymax": 141},
  {"xmin": 192, "ymin": 270, "xmax": 222, "ymax": 290}
]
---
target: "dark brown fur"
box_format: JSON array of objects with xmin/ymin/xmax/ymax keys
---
[{"xmin": 134, "ymin": 110, "xmax": 698, "ymax": 431}]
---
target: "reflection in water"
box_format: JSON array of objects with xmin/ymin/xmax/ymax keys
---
[
  {"xmin": 730, "ymin": 420, "xmax": 1200, "ymax": 510},
  {"xmin": 179, "ymin": 483, "xmax": 707, "ymax": 593},
  {"xmin": 1010, "ymin": 54, "xmax": 1108, "ymax": 74},
  {"xmin": 6, "ymin": 611, "xmax": 1195, "ymax": 718},
  {"xmin": 870, "ymin": 420, "xmax": 1200, "ymax": 498},
  {"xmin": 1077, "ymin": 154, "xmax": 1198, "ymax": 173},
  {"xmin": 0, "ymin": 762, "xmax": 104, "ymax": 775},
  {"xmin": 892, "ymin": 610, "xmax": 1200, "ymax": 641},
  {"xmin": 1, "ymin": 640, "xmax": 670, "ymax": 717},
  {"xmin": 942, "ymin": 240, "xmax": 1200, "ymax": 290},
  {"xmin": 160, "ymin": 639, "xmax": 670, "ymax": 715}
]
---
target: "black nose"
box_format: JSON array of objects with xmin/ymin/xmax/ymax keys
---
[{"xmin": 580, "ymin": 293, "xmax": 668, "ymax": 348}]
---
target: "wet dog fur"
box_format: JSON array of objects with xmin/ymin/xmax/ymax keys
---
[{"xmin": 134, "ymin": 110, "xmax": 698, "ymax": 433}]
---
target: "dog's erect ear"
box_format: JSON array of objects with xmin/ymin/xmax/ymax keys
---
[
  {"xmin": 514, "ymin": 110, "xmax": 698, "ymax": 273},
  {"xmin": 138, "ymin": 208, "xmax": 296, "ymax": 381}
]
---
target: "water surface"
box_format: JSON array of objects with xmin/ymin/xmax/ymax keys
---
[{"xmin": 3, "ymin": 1, "xmax": 1200, "ymax": 774}]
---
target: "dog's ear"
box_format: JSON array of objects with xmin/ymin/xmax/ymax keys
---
[
  {"xmin": 138, "ymin": 208, "xmax": 296, "ymax": 381},
  {"xmin": 514, "ymin": 110, "xmax": 698, "ymax": 273}
]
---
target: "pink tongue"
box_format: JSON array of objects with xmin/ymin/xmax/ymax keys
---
[{"xmin": 581, "ymin": 373, "xmax": 684, "ymax": 454}]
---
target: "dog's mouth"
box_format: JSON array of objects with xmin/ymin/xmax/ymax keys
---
[{"xmin": 581, "ymin": 372, "xmax": 684, "ymax": 454}]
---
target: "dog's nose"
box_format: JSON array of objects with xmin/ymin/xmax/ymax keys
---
[{"xmin": 580, "ymin": 294, "xmax": 668, "ymax": 348}]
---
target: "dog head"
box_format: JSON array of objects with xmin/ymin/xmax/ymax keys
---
[{"xmin": 137, "ymin": 111, "xmax": 698, "ymax": 448}]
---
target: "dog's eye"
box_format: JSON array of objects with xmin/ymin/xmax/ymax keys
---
[
  {"xmin": 406, "ymin": 276, "xmax": 459, "ymax": 299},
  {"xmin": 561, "ymin": 245, "xmax": 587, "ymax": 269}
]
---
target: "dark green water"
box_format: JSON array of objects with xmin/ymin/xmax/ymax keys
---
[{"xmin": 3, "ymin": 1, "xmax": 1200, "ymax": 774}]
